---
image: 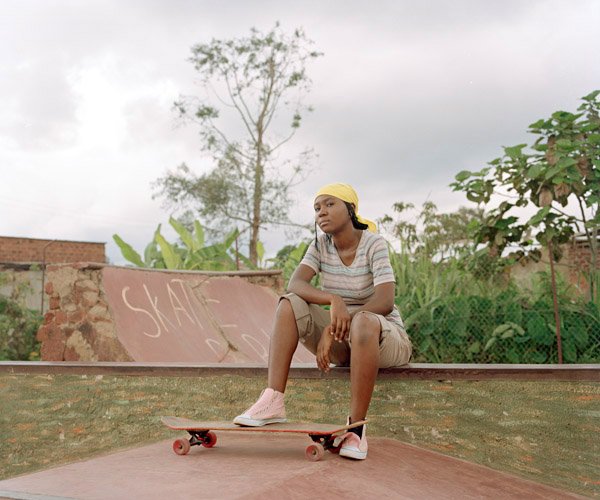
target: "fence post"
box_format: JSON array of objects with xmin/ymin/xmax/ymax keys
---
[{"xmin": 548, "ymin": 240, "xmax": 563, "ymax": 364}]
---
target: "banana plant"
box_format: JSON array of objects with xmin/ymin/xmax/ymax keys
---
[{"xmin": 113, "ymin": 218, "xmax": 247, "ymax": 271}]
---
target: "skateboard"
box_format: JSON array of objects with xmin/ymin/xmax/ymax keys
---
[{"xmin": 161, "ymin": 416, "xmax": 367, "ymax": 462}]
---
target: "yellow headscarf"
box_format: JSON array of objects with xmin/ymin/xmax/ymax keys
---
[{"xmin": 315, "ymin": 183, "xmax": 377, "ymax": 233}]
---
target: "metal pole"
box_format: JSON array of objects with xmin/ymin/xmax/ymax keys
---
[{"xmin": 40, "ymin": 240, "xmax": 56, "ymax": 314}]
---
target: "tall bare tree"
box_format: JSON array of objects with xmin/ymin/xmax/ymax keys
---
[{"xmin": 155, "ymin": 24, "xmax": 321, "ymax": 266}]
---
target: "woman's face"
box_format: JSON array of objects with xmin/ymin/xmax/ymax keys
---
[{"xmin": 314, "ymin": 195, "xmax": 351, "ymax": 233}]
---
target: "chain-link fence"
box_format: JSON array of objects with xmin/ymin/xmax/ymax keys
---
[
  {"xmin": 391, "ymin": 242, "xmax": 600, "ymax": 364},
  {"xmin": 405, "ymin": 298, "xmax": 600, "ymax": 364}
]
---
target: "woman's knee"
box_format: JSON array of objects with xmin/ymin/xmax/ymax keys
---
[
  {"xmin": 349, "ymin": 311, "xmax": 380, "ymax": 345},
  {"xmin": 276, "ymin": 297, "xmax": 295, "ymax": 321}
]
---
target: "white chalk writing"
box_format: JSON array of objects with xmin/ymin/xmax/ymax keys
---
[{"xmin": 121, "ymin": 286, "xmax": 161, "ymax": 338}]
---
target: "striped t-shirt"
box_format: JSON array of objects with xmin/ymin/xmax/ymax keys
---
[{"xmin": 300, "ymin": 231, "xmax": 405, "ymax": 329}]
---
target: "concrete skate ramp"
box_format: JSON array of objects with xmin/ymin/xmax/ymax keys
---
[
  {"xmin": 102, "ymin": 267, "xmax": 313, "ymax": 364},
  {"xmin": 0, "ymin": 435, "xmax": 583, "ymax": 499}
]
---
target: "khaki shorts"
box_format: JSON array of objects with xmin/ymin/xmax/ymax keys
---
[{"xmin": 282, "ymin": 293, "xmax": 412, "ymax": 368}]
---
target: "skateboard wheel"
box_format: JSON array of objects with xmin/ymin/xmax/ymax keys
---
[
  {"xmin": 328, "ymin": 445, "xmax": 341, "ymax": 454},
  {"xmin": 202, "ymin": 431, "xmax": 217, "ymax": 448},
  {"xmin": 305, "ymin": 443, "xmax": 325, "ymax": 462},
  {"xmin": 173, "ymin": 438, "xmax": 191, "ymax": 456}
]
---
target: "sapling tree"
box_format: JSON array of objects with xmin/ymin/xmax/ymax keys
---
[
  {"xmin": 154, "ymin": 24, "xmax": 322, "ymax": 266},
  {"xmin": 451, "ymin": 90, "xmax": 600, "ymax": 362},
  {"xmin": 379, "ymin": 201, "xmax": 486, "ymax": 261}
]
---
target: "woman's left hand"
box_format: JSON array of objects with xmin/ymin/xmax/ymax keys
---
[
  {"xmin": 329, "ymin": 295, "xmax": 351, "ymax": 342},
  {"xmin": 317, "ymin": 325, "xmax": 335, "ymax": 372}
]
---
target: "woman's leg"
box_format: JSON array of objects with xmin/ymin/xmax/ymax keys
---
[
  {"xmin": 267, "ymin": 298, "xmax": 300, "ymax": 393},
  {"xmin": 348, "ymin": 311, "xmax": 381, "ymax": 422}
]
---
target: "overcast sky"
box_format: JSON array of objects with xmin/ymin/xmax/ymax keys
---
[{"xmin": 1, "ymin": 0, "xmax": 599, "ymax": 264}]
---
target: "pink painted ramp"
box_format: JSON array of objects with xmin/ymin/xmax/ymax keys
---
[{"xmin": 102, "ymin": 267, "xmax": 313, "ymax": 363}]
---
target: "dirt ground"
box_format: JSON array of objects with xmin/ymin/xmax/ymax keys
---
[{"xmin": 1, "ymin": 374, "xmax": 598, "ymax": 497}]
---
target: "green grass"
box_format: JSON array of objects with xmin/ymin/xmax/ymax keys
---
[{"xmin": 1, "ymin": 374, "xmax": 598, "ymax": 497}]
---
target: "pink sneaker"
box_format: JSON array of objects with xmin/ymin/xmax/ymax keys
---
[
  {"xmin": 338, "ymin": 422, "xmax": 368, "ymax": 460},
  {"xmin": 233, "ymin": 388, "xmax": 287, "ymax": 427}
]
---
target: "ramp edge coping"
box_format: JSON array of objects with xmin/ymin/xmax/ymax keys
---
[
  {"xmin": 0, "ymin": 362, "xmax": 598, "ymax": 381},
  {"xmin": 44, "ymin": 261, "xmax": 282, "ymax": 276}
]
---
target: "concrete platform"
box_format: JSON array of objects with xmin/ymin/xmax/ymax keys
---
[{"xmin": 0, "ymin": 434, "xmax": 582, "ymax": 499}]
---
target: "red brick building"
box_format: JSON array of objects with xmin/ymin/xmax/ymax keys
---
[
  {"xmin": 0, "ymin": 236, "xmax": 106, "ymax": 264},
  {"xmin": 566, "ymin": 233, "xmax": 599, "ymax": 296}
]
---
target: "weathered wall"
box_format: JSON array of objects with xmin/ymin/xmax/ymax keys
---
[
  {"xmin": 35, "ymin": 263, "xmax": 310, "ymax": 364},
  {"xmin": 508, "ymin": 240, "xmax": 599, "ymax": 298},
  {"xmin": 37, "ymin": 263, "xmax": 130, "ymax": 361},
  {"xmin": 566, "ymin": 239, "xmax": 599, "ymax": 297}
]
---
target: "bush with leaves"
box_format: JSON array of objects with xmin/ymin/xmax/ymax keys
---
[
  {"xmin": 451, "ymin": 90, "xmax": 600, "ymax": 362},
  {"xmin": 0, "ymin": 274, "xmax": 42, "ymax": 361},
  {"xmin": 379, "ymin": 202, "xmax": 598, "ymax": 364},
  {"xmin": 390, "ymin": 249, "xmax": 600, "ymax": 363}
]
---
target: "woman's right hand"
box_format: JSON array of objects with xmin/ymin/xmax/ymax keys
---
[
  {"xmin": 329, "ymin": 295, "xmax": 351, "ymax": 342},
  {"xmin": 317, "ymin": 325, "xmax": 334, "ymax": 372}
]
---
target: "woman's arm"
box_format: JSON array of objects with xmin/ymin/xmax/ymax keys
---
[
  {"xmin": 287, "ymin": 264, "xmax": 351, "ymax": 339},
  {"xmin": 350, "ymin": 282, "xmax": 396, "ymax": 317},
  {"xmin": 287, "ymin": 264, "xmax": 329, "ymax": 304}
]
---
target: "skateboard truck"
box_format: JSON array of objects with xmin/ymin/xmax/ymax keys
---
[
  {"xmin": 309, "ymin": 433, "xmax": 342, "ymax": 456},
  {"xmin": 173, "ymin": 431, "xmax": 218, "ymax": 456}
]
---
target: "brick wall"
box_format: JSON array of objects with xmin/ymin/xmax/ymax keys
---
[
  {"xmin": 0, "ymin": 236, "xmax": 106, "ymax": 264},
  {"xmin": 568, "ymin": 241, "xmax": 600, "ymax": 271},
  {"xmin": 503, "ymin": 238, "xmax": 600, "ymax": 299},
  {"xmin": 566, "ymin": 240, "xmax": 599, "ymax": 297}
]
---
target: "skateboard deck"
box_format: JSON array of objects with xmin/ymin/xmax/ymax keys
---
[{"xmin": 161, "ymin": 416, "xmax": 367, "ymax": 461}]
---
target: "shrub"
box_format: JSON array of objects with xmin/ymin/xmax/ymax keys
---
[{"xmin": 0, "ymin": 296, "xmax": 42, "ymax": 361}]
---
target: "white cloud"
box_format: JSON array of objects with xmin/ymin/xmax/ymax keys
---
[{"xmin": 1, "ymin": 0, "xmax": 599, "ymax": 264}]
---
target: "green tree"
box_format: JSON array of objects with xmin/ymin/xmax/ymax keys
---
[
  {"xmin": 154, "ymin": 24, "xmax": 321, "ymax": 266},
  {"xmin": 379, "ymin": 201, "xmax": 486, "ymax": 261},
  {"xmin": 451, "ymin": 90, "xmax": 600, "ymax": 362}
]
